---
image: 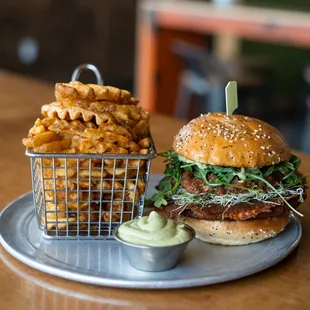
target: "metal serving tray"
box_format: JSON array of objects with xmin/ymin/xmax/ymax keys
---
[{"xmin": 0, "ymin": 174, "xmax": 302, "ymax": 289}]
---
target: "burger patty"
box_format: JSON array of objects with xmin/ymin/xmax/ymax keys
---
[
  {"xmin": 181, "ymin": 171, "xmax": 284, "ymax": 195},
  {"xmin": 180, "ymin": 195, "xmax": 302, "ymax": 221}
]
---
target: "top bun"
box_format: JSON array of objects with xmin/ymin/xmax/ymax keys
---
[{"xmin": 173, "ymin": 113, "xmax": 291, "ymax": 168}]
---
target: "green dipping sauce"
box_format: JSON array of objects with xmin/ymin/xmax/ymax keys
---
[{"xmin": 117, "ymin": 211, "xmax": 192, "ymax": 246}]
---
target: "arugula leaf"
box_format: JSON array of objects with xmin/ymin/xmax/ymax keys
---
[
  {"xmin": 151, "ymin": 150, "xmax": 306, "ymax": 217},
  {"xmin": 150, "ymin": 150, "xmax": 181, "ymax": 208}
]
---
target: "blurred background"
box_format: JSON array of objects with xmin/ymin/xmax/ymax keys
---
[{"xmin": 1, "ymin": 0, "xmax": 310, "ymax": 152}]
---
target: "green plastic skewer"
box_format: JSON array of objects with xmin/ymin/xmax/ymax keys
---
[{"xmin": 225, "ymin": 81, "xmax": 238, "ymax": 116}]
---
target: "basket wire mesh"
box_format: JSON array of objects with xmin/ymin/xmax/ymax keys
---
[{"xmin": 27, "ymin": 144, "xmax": 156, "ymax": 239}]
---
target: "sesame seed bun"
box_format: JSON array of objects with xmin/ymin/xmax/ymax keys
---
[
  {"xmin": 173, "ymin": 112, "xmax": 291, "ymax": 168},
  {"xmin": 177, "ymin": 214, "xmax": 290, "ymax": 246}
]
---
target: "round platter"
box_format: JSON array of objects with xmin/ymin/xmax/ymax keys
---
[{"xmin": 0, "ymin": 174, "xmax": 302, "ymax": 289}]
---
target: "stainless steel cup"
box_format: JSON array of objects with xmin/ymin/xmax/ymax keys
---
[{"xmin": 113, "ymin": 223, "xmax": 195, "ymax": 272}]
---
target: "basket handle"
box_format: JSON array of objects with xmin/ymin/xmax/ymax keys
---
[{"xmin": 71, "ymin": 63, "xmax": 104, "ymax": 85}]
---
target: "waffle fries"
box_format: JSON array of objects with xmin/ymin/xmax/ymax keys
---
[
  {"xmin": 23, "ymin": 78, "xmax": 155, "ymax": 237},
  {"xmin": 55, "ymin": 81, "xmax": 139, "ymax": 105}
]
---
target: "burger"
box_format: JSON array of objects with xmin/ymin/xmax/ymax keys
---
[{"xmin": 151, "ymin": 112, "xmax": 306, "ymax": 245}]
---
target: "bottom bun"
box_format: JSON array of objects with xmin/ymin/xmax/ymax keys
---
[{"xmin": 177, "ymin": 214, "xmax": 290, "ymax": 246}]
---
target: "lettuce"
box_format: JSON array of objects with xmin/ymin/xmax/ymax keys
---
[{"xmin": 150, "ymin": 151, "xmax": 305, "ymax": 216}]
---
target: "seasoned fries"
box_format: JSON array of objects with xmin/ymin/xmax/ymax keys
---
[
  {"xmin": 23, "ymin": 81, "xmax": 153, "ymax": 234},
  {"xmin": 55, "ymin": 81, "xmax": 139, "ymax": 105}
]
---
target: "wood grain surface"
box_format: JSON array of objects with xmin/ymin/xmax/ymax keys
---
[{"xmin": 0, "ymin": 70, "xmax": 310, "ymax": 310}]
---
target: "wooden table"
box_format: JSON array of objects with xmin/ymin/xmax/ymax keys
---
[{"xmin": 1, "ymin": 70, "xmax": 310, "ymax": 309}]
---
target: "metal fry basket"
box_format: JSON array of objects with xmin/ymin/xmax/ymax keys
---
[
  {"xmin": 26, "ymin": 64, "xmax": 157, "ymax": 239},
  {"xmin": 27, "ymin": 149, "xmax": 156, "ymax": 239}
]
